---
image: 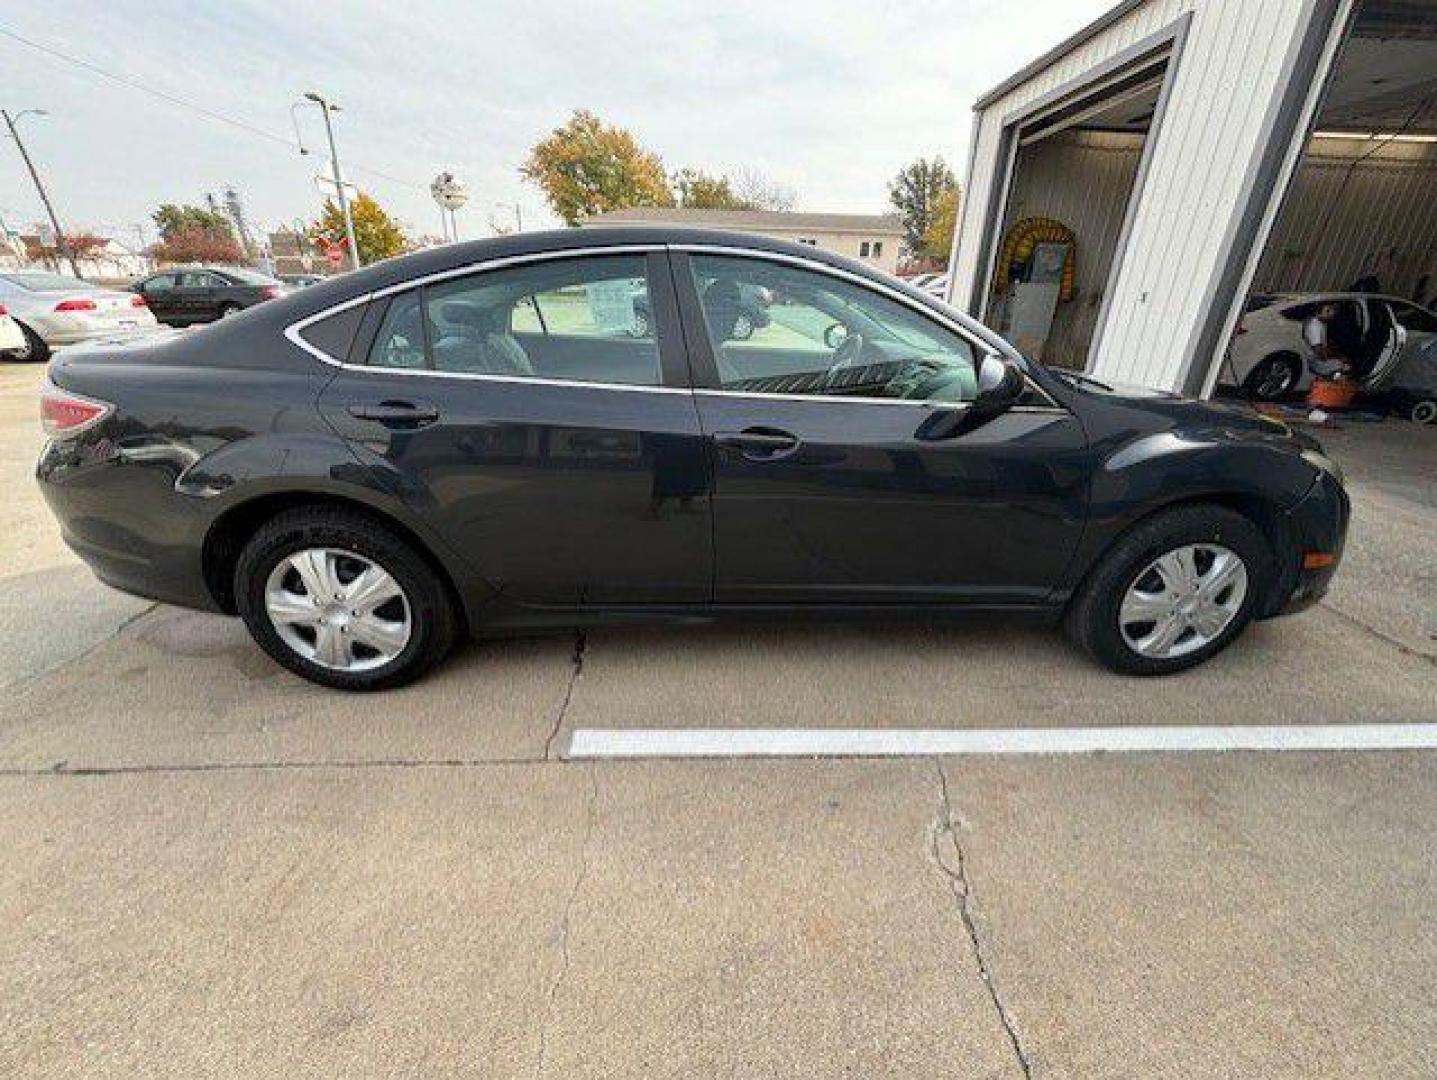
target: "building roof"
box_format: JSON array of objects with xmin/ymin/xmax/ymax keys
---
[
  {"xmin": 583, "ymin": 207, "xmax": 904, "ymax": 235},
  {"xmin": 975, "ymin": 0, "xmax": 1144, "ymax": 109}
]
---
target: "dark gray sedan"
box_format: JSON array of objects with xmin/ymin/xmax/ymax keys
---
[{"xmin": 131, "ymin": 267, "xmax": 289, "ymax": 326}]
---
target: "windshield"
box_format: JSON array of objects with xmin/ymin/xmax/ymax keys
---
[{"xmin": 0, "ymin": 271, "xmax": 88, "ymax": 292}]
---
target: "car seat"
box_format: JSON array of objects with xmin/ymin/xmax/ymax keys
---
[{"xmin": 432, "ymin": 301, "xmax": 535, "ymax": 376}]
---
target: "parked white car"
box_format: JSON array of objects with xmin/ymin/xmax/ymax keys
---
[
  {"xmin": 0, "ymin": 303, "xmax": 25, "ymax": 357},
  {"xmin": 0, "ymin": 270, "xmax": 159, "ymax": 362},
  {"xmin": 1222, "ymin": 291, "xmax": 1436, "ymax": 400}
]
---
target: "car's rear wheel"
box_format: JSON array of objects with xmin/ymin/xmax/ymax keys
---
[
  {"xmin": 218, "ymin": 302, "xmax": 242, "ymax": 319},
  {"xmin": 731, "ymin": 312, "xmax": 755, "ymax": 340},
  {"xmin": 1411, "ymin": 399, "xmax": 1437, "ymax": 425},
  {"xmin": 235, "ymin": 508, "xmax": 459, "ymax": 690},
  {"xmin": 8, "ymin": 322, "xmax": 50, "ymax": 363},
  {"xmin": 1065, "ymin": 505, "xmax": 1269, "ymax": 676},
  {"xmin": 1243, "ymin": 352, "xmax": 1301, "ymax": 401}
]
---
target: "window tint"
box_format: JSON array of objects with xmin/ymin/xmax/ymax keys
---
[
  {"xmin": 142, "ymin": 274, "xmax": 176, "ymax": 292},
  {"xmin": 422, "ymin": 254, "xmax": 660, "ymax": 385},
  {"xmin": 1392, "ymin": 302, "xmax": 1437, "ymax": 334},
  {"xmin": 687, "ymin": 253, "xmax": 978, "ymax": 403},
  {"xmin": 368, "ymin": 291, "xmax": 427, "ymax": 369}
]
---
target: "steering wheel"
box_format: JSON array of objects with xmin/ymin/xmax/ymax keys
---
[{"xmin": 822, "ymin": 330, "xmax": 865, "ymax": 384}]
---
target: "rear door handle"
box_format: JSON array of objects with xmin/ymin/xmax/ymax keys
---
[
  {"xmin": 713, "ymin": 427, "xmax": 801, "ymax": 461},
  {"xmin": 347, "ymin": 400, "xmax": 440, "ymax": 428}
]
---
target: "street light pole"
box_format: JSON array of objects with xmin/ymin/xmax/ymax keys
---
[
  {"xmin": 304, "ymin": 92, "xmax": 360, "ymax": 270},
  {"xmin": 2, "ymin": 108, "xmax": 81, "ymax": 278}
]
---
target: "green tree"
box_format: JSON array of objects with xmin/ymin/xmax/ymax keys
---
[
  {"xmin": 310, "ymin": 192, "xmax": 408, "ymax": 265},
  {"xmin": 887, "ymin": 157, "xmax": 958, "ymax": 256},
  {"xmin": 674, "ymin": 168, "xmax": 751, "ymax": 210},
  {"xmin": 149, "ymin": 203, "xmax": 242, "ymax": 264},
  {"xmin": 151, "ymin": 203, "xmax": 235, "ymax": 242},
  {"xmin": 521, "ymin": 110, "xmax": 674, "ymax": 225},
  {"xmin": 923, "ymin": 186, "xmax": 960, "ymax": 261}
]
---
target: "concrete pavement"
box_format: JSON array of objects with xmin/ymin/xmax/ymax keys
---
[{"xmin": 2, "ymin": 361, "xmax": 1435, "ymax": 1076}]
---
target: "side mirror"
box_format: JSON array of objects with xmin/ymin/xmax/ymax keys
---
[
  {"xmin": 914, "ymin": 355, "xmax": 1025, "ymax": 441},
  {"xmin": 974, "ymin": 354, "xmax": 1025, "ymax": 411}
]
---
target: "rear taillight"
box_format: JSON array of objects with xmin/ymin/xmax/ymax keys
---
[
  {"xmin": 0, "ymin": 303, "xmax": 8, "ymax": 315},
  {"xmin": 260, "ymin": 285, "xmax": 280, "ymax": 300},
  {"xmin": 54, "ymin": 298, "xmax": 97, "ymax": 312},
  {"xmin": 41, "ymin": 381, "xmax": 112, "ymax": 438},
  {"xmin": 130, "ymin": 294, "xmax": 147, "ymax": 307}
]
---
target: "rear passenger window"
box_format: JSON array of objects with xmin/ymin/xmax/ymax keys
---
[
  {"xmin": 368, "ymin": 291, "xmax": 427, "ymax": 369},
  {"xmin": 423, "ymin": 255, "xmax": 660, "ymax": 385}
]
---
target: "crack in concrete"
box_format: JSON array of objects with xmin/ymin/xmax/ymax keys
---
[
  {"xmin": 1318, "ymin": 600, "xmax": 1436, "ymax": 666},
  {"xmin": 543, "ymin": 631, "xmax": 587, "ymax": 761},
  {"xmin": 3, "ymin": 600, "xmax": 158, "ymax": 694},
  {"xmin": 931, "ymin": 760, "xmax": 1033, "ymax": 1079},
  {"xmin": 533, "ymin": 764, "xmax": 598, "ymax": 1078}
]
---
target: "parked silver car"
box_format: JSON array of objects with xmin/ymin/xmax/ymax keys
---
[
  {"xmin": 0, "ymin": 303, "xmax": 25, "ymax": 357},
  {"xmin": 1222, "ymin": 292, "xmax": 1436, "ymax": 401},
  {"xmin": 0, "ymin": 270, "xmax": 159, "ymax": 362}
]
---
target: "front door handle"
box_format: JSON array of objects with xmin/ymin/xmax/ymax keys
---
[
  {"xmin": 347, "ymin": 400, "xmax": 440, "ymax": 428},
  {"xmin": 713, "ymin": 427, "xmax": 801, "ymax": 461}
]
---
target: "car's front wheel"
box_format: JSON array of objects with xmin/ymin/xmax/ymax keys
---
[
  {"xmin": 1065, "ymin": 505, "xmax": 1269, "ymax": 675},
  {"xmin": 235, "ymin": 508, "xmax": 459, "ymax": 690}
]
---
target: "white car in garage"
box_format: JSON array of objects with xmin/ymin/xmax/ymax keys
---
[
  {"xmin": 0, "ymin": 270, "xmax": 159, "ymax": 362},
  {"xmin": 1223, "ymin": 291, "xmax": 1436, "ymax": 401}
]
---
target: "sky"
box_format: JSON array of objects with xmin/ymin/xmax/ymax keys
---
[{"xmin": 0, "ymin": 0, "xmax": 1114, "ymax": 247}]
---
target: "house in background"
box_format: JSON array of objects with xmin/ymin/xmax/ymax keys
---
[{"xmin": 583, "ymin": 208, "xmax": 906, "ymax": 274}]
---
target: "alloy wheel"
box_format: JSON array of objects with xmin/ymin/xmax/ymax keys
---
[
  {"xmin": 264, "ymin": 547, "xmax": 412, "ymax": 671},
  {"xmin": 1118, "ymin": 543, "xmax": 1248, "ymax": 660}
]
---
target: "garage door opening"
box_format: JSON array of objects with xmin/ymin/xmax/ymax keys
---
[
  {"xmin": 981, "ymin": 49, "xmax": 1175, "ymax": 371},
  {"xmin": 1222, "ymin": 0, "xmax": 1437, "ymax": 423}
]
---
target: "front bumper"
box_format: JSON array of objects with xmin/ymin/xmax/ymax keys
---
[{"xmin": 1267, "ymin": 470, "xmax": 1350, "ymax": 617}]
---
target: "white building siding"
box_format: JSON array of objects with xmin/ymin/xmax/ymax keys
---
[
  {"xmin": 953, "ymin": 0, "xmax": 1334, "ymax": 392},
  {"xmin": 1253, "ymin": 136, "xmax": 1437, "ymax": 297}
]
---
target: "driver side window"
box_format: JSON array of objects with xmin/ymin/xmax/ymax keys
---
[{"xmin": 687, "ymin": 253, "xmax": 977, "ymax": 403}]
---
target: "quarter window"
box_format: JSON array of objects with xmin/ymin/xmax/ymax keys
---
[
  {"xmin": 1392, "ymin": 302, "xmax": 1437, "ymax": 334},
  {"xmin": 368, "ymin": 291, "xmax": 427, "ymax": 369},
  {"xmin": 687, "ymin": 253, "xmax": 978, "ymax": 403}
]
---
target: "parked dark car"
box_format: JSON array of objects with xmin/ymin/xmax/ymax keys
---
[
  {"xmin": 38, "ymin": 228, "xmax": 1348, "ymax": 690},
  {"xmin": 631, "ymin": 279, "xmax": 770, "ymax": 339},
  {"xmin": 280, "ymin": 273, "xmax": 325, "ymax": 289},
  {"xmin": 131, "ymin": 267, "xmax": 289, "ymax": 326}
]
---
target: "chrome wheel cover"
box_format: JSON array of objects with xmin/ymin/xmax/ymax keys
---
[
  {"xmin": 264, "ymin": 547, "xmax": 412, "ymax": 672},
  {"xmin": 1118, "ymin": 543, "xmax": 1248, "ymax": 660}
]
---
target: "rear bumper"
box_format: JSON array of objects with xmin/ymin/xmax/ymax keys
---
[
  {"xmin": 28, "ymin": 313, "xmax": 159, "ymax": 346},
  {"xmin": 1267, "ymin": 470, "xmax": 1349, "ymax": 617},
  {"xmin": 36, "ymin": 439, "xmax": 220, "ymax": 612}
]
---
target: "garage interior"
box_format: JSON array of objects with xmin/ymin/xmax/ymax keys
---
[
  {"xmin": 982, "ymin": 55, "xmax": 1169, "ymax": 371},
  {"xmin": 1223, "ymin": 0, "xmax": 1437, "ymax": 422}
]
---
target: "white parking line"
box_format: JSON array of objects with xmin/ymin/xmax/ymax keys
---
[{"xmin": 567, "ymin": 724, "xmax": 1437, "ymax": 760}]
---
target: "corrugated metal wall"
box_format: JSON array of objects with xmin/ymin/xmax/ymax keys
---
[
  {"xmin": 1253, "ymin": 135, "xmax": 1437, "ymax": 297},
  {"xmin": 951, "ymin": 0, "xmax": 1329, "ymax": 391},
  {"xmin": 991, "ymin": 130, "xmax": 1145, "ymax": 369}
]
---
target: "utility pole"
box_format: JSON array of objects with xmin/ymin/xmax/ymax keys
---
[
  {"xmin": 2, "ymin": 108, "xmax": 81, "ymax": 278},
  {"xmin": 304, "ymin": 92, "xmax": 360, "ymax": 270}
]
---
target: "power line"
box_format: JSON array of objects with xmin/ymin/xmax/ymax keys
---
[{"xmin": 0, "ymin": 23, "xmax": 426, "ymax": 192}]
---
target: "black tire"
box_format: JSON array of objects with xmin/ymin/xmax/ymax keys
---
[
  {"xmin": 1243, "ymin": 352, "xmax": 1301, "ymax": 401},
  {"xmin": 234, "ymin": 507, "xmax": 459, "ymax": 690},
  {"xmin": 1064, "ymin": 505, "xmax": 1271, "ymax": 676},
  {"xmin": 731, "ymin": 312, "xmax": 755, "ymax": 340},
  {"xmin": 9, "ymin": 322, "xmax": 50, "ymax": 363},
  {"xmin": 1411, "ymin": 399, "xmax": 1437, "ymax": 425},
  {"xmin": 217, "ymin": 302, "xmax": 242, "ymax": 320}
]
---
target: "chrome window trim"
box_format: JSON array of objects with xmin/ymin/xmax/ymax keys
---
[
  {"xmin": 675, "ymin": 243, "xmax": 1063, "ymax": 411},
  {"xmin": 282, "ymin": 244, "xmax": 684, "ymax": 394},
  {"xmin": 280, "ymin": 240, "xmax": 1062, "ymax": 410}
]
